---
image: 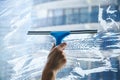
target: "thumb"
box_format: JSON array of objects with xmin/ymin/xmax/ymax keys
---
[{"xmin": 57, "ymin": 43, "xmax": 67, "ymax": 50}]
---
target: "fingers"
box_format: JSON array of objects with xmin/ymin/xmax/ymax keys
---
[
  {"xmin": 48, "ymin": 43, "xmax": 67, "ymax": 59},
  {"xmin": 57, "ymin": 43, "xmax": 67, "ymax": 50},
  {"xmin": 48, "ymin": 43, "xmax": 55, "ymax": 58},
  {"xmin": 47, "ymin": 43, "xmax": 67, "ymax": 71}
]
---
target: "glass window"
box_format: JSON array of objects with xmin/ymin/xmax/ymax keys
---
[
  {"xmin": 47, "ymin": 17, "xmax": 53, "ymax": 26},
  {"xmin": 72, "ymin": 8, "xmax": 80, "ymax": 24},
  {"xmin": 38, "ymin": 18, "xmax": 48, "ymax": 27},
  {"xmin": 65, "ymin": 8, "xmax": 80, "ymax": 24},
  {"xmin": 53, "ymin": 16, "xmax": 64, "ymax": 26},
  {"xmin": 53, "ymin": 9, "xmax": 63, "ymax": 17},
  {"xmin": 80, "ymin": 7, "xmax": 89, "ymax": 23},
  {"xmin": 65, "ymin": 9, "xmax": 73, "ymax": 15},
  {"xmin": 91, "ymin": 6, "xmax": 99, "ymax": 22},
  {"xmin": 53, "ymin": 9, "xmax": 64, "ymax": 25},
  {"xmin": 65, "ymin": 9, "xmax": 73, "ymax": 24},
  {"xmin": 74, "ymin": 8, "xmax": 79, "ymax": 13},
  {"xmin": 48, "ymin": 10, "xmax": 54, "ymax": 26},
  {"xmin": 48, "ymin": 10, "xmax": 53, "ymax": 17}
]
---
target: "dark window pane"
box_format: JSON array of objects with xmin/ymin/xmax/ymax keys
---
[
  {"xmin": 73, "ymin": 8, "xmax": 80, "ymax": 24},
  {"xmin": 91, "ymin": 6, "xmax": 99, "ymax": 23},
  {"xmin": 47, "ymin": 17, "xmax": 53, "ymax": 26},
  {"xmin": 80, "ymin": 7, "xmax": 89, "ymax": 23},
  {"xmin": 53, "ymin": 9, "xmax": 64, "ymax": 25},
  {"xmin": 65, "ymin": 9, "xmax": 73, "ymax": 24},
  {"xmin": 54, "ymin": 16, "xmax": 64, "ymax": 25}
]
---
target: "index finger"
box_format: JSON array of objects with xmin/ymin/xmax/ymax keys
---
[{"xmin": 57, "ymin": 43, "xmax": 67, "ymax": 50}]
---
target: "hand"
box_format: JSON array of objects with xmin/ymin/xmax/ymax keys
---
[{"xmin": 42, "ymin": 43, "xmax": 67, "ymax": 80}]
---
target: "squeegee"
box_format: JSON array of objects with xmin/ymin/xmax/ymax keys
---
[{"xmin": 27, "ymin": 30, "xmax": 97, "ymax": 45}]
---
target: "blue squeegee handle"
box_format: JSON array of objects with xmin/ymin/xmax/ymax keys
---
[{"xmin": 50, "ymin": 31, "xmax": 70, "ymax": 45}]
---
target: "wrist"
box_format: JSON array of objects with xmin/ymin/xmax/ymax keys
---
[
  {"xmin": 42, "ymin": 67, "xmax": 56, "ymax": 80},
  {"xmin": 43, "ymin": 65, "xmax": 57, "ymax": 74},
  {"xmin": 45, "ymin": 61, "xmax": 58, "ymax": 73}
]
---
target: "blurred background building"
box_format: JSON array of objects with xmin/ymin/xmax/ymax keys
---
[{"xmin": 31, "ymin": 0, "xmax": 120, "ymax": 31}]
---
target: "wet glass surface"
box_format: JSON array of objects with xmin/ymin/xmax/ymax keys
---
[{"xmin": 0, "ymin": 0, "xmax": 120, "ymax": 80}]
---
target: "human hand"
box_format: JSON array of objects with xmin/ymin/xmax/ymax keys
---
[
  {"xmin": 42, "ymin": 43, "xmax": 67, "ymax": 80},
  {"xmin": 47, "ymin": 42, "xmax": 67, "ymax": 71}
]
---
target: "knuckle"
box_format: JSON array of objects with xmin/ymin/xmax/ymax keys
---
[
  {"xmin": 58, "ymin": 49, "xmax": 63, "ymax": 53},
  {"xmin": 62, "ymin": 58, "xmax": 67, "ymax": 63}
]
